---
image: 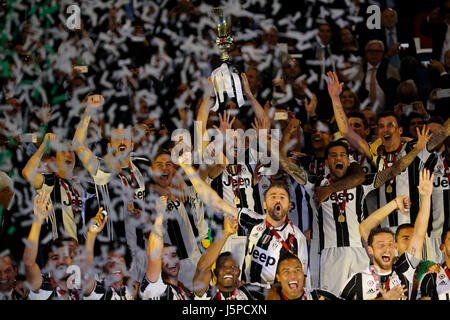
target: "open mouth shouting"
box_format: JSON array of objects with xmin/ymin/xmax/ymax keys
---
[
  {"xmin": 381, "ymin": 253, "xmax": 391, "ymax": 264},
  {"xmin": 118, "ymin": 144, "xmax": 127, "ymax": 152},
  {"xmin": 288, "ymin": 280, "xmax": 299, "ymax": 290},
  {"xmin": 223, "ymin": 274, "xmax": 233, "ymax": 280},
  {"xmin": 274, "ymin": 203, "xmax": 282, "ymax": 214},
  {"xmin": 383, "ymin": 134, "xmax": 393, "ymax": 145},
  {"xmin": 334, "ymin": 162, "xmax": 344, "ymax": 170}
]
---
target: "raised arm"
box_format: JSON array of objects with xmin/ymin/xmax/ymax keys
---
[
  {"xmin": 326, "ymin": 72, "xmax": 372, "ymax": 159},
  {"xmin": 241, "ymin": 72, "xmax": 270, "ymax": 127},
  {"xmin": 407, "ymin": 169, "xmax": 433, "ymax": 260},
  {"xmin": 359, "ymin": 196, "xmax": 411, "ymax": 244},
  {"xmin": 21, "ymin": 133, "xmax": 55, "ymax": 189},
  {"xmin": 71, "ymin": 95, "xmax": 104, "ymax": 176},
  {"xmin": 426, "ymin": 117, "xmax": 450, "ymax": 151},
  {"xmin": 22, "ymin": 190, "xmax": 52, "ymax": 292},
  {"xmin": 82, "ymin": 207, "xmax": 107, "ymax": 296},
  {"xmin": 314, "ymin": 162, "xmax": 366, "ymax": 207},
  {"xmin": 193, "ymin": 216, "xmax": 238, "ymax": 297},
  {"xmin": 178, "ymin": 155, "xmax": 239, "ymax": 219},
  {"xmin": 146, "ymin": 196, "xmax": 167, "ymax": 282},
  {"xmin": 374, "ymin": 126, "xmax": 432, "ymax": 188}
]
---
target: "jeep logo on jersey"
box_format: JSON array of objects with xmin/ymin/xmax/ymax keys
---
[
  {"xmin": 433, "ymin": 177, "xmax": 449, "ymax": 188},
  {"xmin": 134, "ymin": 190, "xmax": 145, "ymax": 200},
  {"xmin": 62, "ymin": 198, "xmax": 82, "ymax": 208},
  {"xmin": 249, "ymin": 245, "xmax": 276, "ymax": 267},
  {"xmin": 223, "ymin": 176, "xmax": 251, "ymax": 188},
  {"xmin": 167, "ymin": 200, "xmax": 181, "ymax": 211},
  {"xmin": 329, "ymin": 192, "xmax": 354, "ymax": 202}
]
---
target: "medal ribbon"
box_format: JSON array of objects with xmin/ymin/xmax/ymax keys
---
[
  {"xmin": 329, "ymin": 180, "xmax": 347, "ymax": 220},
  {"xmin": 265, "ymin": 218, "xmax": 296, "ymax": 255},
  {"xmin": 50, "ymin": 278, "xmax": 79, "ymax": 300},
  {"xmin": 226, "ymin": 165, "xmax": 241, "ymax": 198},
  {"xmin": 370, "ymin": 266, "xmax": 392, "ymax": 295}
]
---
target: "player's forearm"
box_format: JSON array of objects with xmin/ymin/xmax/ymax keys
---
[
  {"xmin": 72, "ymin": 113, "xmax": 91, "ymax": 152},
  {"xmin": 374, "ymin": 148, "xmax": 420, "ymax": 188},
  {"xmin": 359, "ymin": 200, "xmax": 397, "ymax": 241},
  {"xmin": 329, "ymin": 163, "xmax": 365, "ymax": 193},
  {"xmin": 331, "ymin": 97, "xmax": 371, "ymax": 157},
  {"xmin": 408, "ymin": 195, "xmax": 431, "ymax": 259},
  {"xmin": 196, "ymin": 233, "xmax": 230, "ymax": 273},
  {"xmin": 146, "ymin": 222, "xmax": 164, "ymax": 282},
  {"xmin": 248, "ymin": 95, "xmax": 269, "ymax": 126},
  {"xmin": 279, "ymin": 152, "xmax": 307, "ymax": 185},
  {"xmin": 23, "ymin": 221, "xmax": 43, "ymax": 267},
  {"xmin": 181, "ymin": 162, "xmax": 236, "ymax": 217},
  {"xmin": 22, "ymin": 142, "xmax": 46, "ymax": 180},
  {"xmin": 426, "ymin": 118, "xmax": 450, "ymax": 151}
]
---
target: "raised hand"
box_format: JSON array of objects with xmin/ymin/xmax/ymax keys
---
[
  {"xmin": 304, "ymin": 93, "xmax": 318, "ymax": 116},
  {"xmin": 241, "ymin": 72, "xmax": 253, "ymax": 97},
  {"xmin": 325, "ymin": 71, "xmax": 343, "ymax": 99},
  {"xmin": 223, "ymin": 214, "xmax": 238, "ymax": 237},
  {"xmin": 33, "ymin": 190, "xmax": 52, "ymax": 223},
  {"xmin": 417, "ymin": 169, "xmax": 434, "ymax": 197},
  {"xmin": 413, "ymin": 125, "xmax": 432, "ymax": 151},
  {"xmin": 394, "ymin": 195, "xmax": 411, "ymax": 215},
  {"xmin": 213, "ymin": 110, "xmax": 236, "ymax": 135},
  {"xmin": 88, "ymin": 207, "xmax": 107, "ymax": 234}
]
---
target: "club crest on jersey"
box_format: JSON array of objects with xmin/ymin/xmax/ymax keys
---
[
  {"xmin": 367, "ymin": 280, "xmax": 374, "ymax": 287},
  {"xmin": 439, "ymin": 274, "xmax": 446, "ymax": 280},
  {"xmin": 256, "ymin": 226, "xmax": 264, "ymax": 232},
  {"xmin": 262, "ymin": 184, "xmax": 269, "ymax": 190}
]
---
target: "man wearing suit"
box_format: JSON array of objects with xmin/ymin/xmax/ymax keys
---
[
  {"xmin": 360, "ymin": 8, "xmax": 416, "ymax": 70},
  {"xmin": 358, "ymin": 40, "xmax": 400, "ymax": 112},
  {"xmin": 420, "ymin": 1, "xmax": 450, "ymax": 63}
]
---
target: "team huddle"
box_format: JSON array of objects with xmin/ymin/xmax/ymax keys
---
[{"xmin": 0, "ymin": 70, "xmax": 449, "ymax": 301}]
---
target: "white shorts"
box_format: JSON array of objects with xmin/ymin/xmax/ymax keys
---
[{"xmin": 320, "ymin": 246, "xmax": 370, "ymax": 296}]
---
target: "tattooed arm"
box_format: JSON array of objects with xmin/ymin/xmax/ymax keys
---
[
  {"xmin": 326, "ymin": 72, "xmax": 372, "ymax": 159},
  {"xmin": 426, "ymin": 117, "xmax": 450, "ymax": 151},
  {"xmin": 314, "ymin": 162, "xmax": 366, "ymax": 207},
  {"xmin": 279, "ymin": 152, "xmax": 308, "ymax": 185},
  {"xmin": 374, "ymin": 126, "xmax": 432, "ymax": 188}
]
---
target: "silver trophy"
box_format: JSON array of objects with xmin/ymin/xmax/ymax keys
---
[{"xmin": 210, "ymin": 7, "xmax": 245, "ymax": 112}]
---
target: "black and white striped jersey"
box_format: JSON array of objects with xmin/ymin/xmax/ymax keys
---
[
  {"xmin": 373, "ymin": 141, "xmax": 431, "ymax": 229},
  {"xmin": 84, "ymin": 281, "xmax": 135, "ymax": 300},
  {"xmin": 254, "ymin": 174, "xmax": 314, "ymax": 234},
  {"xmin": 423, "ymin": 151, "xmax": 449, "ymax": 238},
  {"xmin": 90, "ymin": 156, "xmax": 150, "ymax": 246},
  {"xmin": 418, "ymin": 265, "xmax": 450, "ymax": 300},
  {"xmin": 27, "ymin": 275, "xmax": 81, "ymax": 300},
  {"xmin": 139, "ymin": 274, "xmax": 191, "ymax": 300},
  {"xmin": 194, "ymin": 284, "xmax": 262, "ymax": 300},
  {"xmin": 310, "ymin": 175, "xmax": 375, "ymax": 252},
  {"xmin": 340, "ymin": 252, "xmax": 419, "ymax": 300},
  {"xmin": 209, "ymin": 163, "xmax": 256, "ymax": 213},
  {"xmin": 161, "ymin": 197, "xmax": 203, "ymax": 261},
  {"xmin": 39, "ymin": 173, "xmax": 85, "ymax": 242},
  {"xmin": 238, "ymin": 208, "xmax": 308, "ymax": 288}
]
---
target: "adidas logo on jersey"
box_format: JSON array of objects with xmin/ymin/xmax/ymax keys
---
[{"xmin": 367, "ymin": 288, "xmax": 376, "ymax": 294}]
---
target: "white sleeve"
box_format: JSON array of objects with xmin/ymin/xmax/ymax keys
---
[{"xmin": 139, "ymin": 273, "xmax": 168, "ymax": 300}]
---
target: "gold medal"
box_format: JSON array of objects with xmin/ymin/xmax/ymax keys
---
[
  {"xmin": 128, "ymin": 202, "xmax": 135, "ymax": 212},
  {"xmin": 338, "ymin": 214, "xmax": 345, "ymax": 223},
  {"xmin": 386, "ymin": 184, "xmax": 393, "ymax": 194},
  {"xmin": 234, "ymin": 197, "xmax": 240, "ymax": 205}
]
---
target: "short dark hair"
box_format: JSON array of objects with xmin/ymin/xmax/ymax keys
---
[
  {"xmin": 368, "ymin": 227, "xmax": 394, "ymax": 247},
  {"xmin": 264, "ymin": 180, "xmax": 291, "ymax": 202},
  {"xmin": 276, "ymin": 251, "xmax": 302, "ymax": 275},
  {"xmin": 395, "ymin": 223, "xmax": 414, "ymax": 242},
  {"xmin": 347, "ymin": 111, "xmax": 369, "ymax": 129},
  {"xmin": 441, "ymin": 227, "xmax": 450, "ymax": 245},
  {"xmin": 152, "ymin": 148, "xmax": 172, "ymax": 164},
  {"xmin": 376, "ymin": 111, "xmax": 400, "ymax": 127},
  {"xmin": 43, "ymin": 236, "xmax": 78, "ymax": 261},
  {"xmin": 325, "ymin": 140, "xmax": 349, "ymax": 159},
  {"xmin": 216, "ymin": 251, "xmax": 234, "ymax": 268}
]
